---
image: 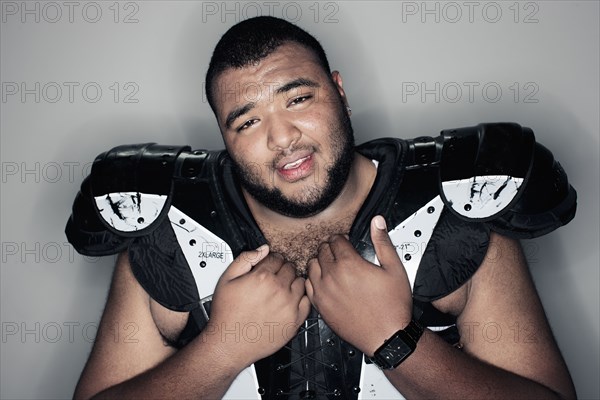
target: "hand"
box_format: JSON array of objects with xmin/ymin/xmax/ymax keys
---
[
  {"xmin": 204, "ymin": 245, "xmax": 311, "ymax": 367},
  {"xmin": 305, "ymin": 215, "xmax": 413, "ymax": 356}
]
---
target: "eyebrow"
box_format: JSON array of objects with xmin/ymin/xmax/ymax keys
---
[
  {"xmin": 275, "ymin": 77, "xmax": 320, "ymax": 95},
  {"xmin": 223, "ymin": 78, "xmax": 321, "ymax": 130},
  {"xmin": 225, "ymin": 102, "xmax": 255, "ymax": 130}
]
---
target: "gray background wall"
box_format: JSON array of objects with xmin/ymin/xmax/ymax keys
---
[{"xmin": 1, "ymin": 1, "xmax": 598, "ymax": 398}]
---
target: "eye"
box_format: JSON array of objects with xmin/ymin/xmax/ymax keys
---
[
  {"xmin": 236, "ymin": 119, "xmax": 258, "ymax": 132},
  {"xmin": 288, "ymin": 94, "xmax": 313, "ymax": 107}
]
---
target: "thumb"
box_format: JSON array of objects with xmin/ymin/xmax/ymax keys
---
[
  {"xmin": 370, "ymin": 215, "xmax": 401, "ymax": 269},
  {"xmin": 222, "ymin": 244, "xmax": 269, "ymax": 281}
]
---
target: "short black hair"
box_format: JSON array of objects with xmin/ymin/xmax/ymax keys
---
[{"xmin": 205, "ymin": 16, "xmax": 332, "ymax": 114}]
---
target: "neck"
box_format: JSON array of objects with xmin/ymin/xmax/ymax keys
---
[{"xmin": 243, "ymin": 152, "xmax": 377, "ymax": 231}]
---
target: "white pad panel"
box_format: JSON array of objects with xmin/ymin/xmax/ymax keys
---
[
  {"xmin": 442, "ymin": 175, "xmax": 523, "ymax": 219},
  {"xmin": 94, "ymin": 192, "xmax": 167, "ymax": 232}
]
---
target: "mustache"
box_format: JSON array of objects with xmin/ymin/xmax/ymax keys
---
[{"xmin": 270, "ymin": 144, "xmax": 318, "ymax": 169}]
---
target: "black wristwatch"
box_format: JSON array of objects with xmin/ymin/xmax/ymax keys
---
[{"xmin": 369, "ymin": 320, "xmax": 424, "ymax": 370}]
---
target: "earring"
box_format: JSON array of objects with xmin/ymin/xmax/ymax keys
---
[{"xmin": 346, "ymin": 106, "xmax": 352, "ymax": 114}]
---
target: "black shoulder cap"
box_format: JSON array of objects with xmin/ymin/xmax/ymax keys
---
[
  {"xmin": 91, "ymin": 143, "xmax": 190, "ymax": 196},
  {"xmin": 434, "ymin": 123, "xmax": 576, "ymax": 238},
  {"xmin": 65, "ymin": 143, "xmax": 204, "ymax": 256}
]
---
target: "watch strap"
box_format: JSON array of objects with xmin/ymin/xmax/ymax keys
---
[{"xmin": 370, "ymin": 319, "xmax": 424, "ymax": 369}]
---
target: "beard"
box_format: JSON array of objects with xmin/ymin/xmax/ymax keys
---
[{"xmin": 230, "ymin": 102, "xmax": 355, "ymax": 218}]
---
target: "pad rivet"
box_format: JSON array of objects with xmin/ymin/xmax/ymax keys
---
[
  {"xmin": 404, "ymin": 254, "xmax": 412, "ymax": 261},
  {"xmin": 427, "ymin": 206, "xmax": 435, "ymax": 214},
  {"xmin": 200, "ymin": 261, "xmax": 206, "ymax": 268},
  {"xmin": 179, "ymin": 219, "xmax": 185, "ymax": 224},
  {"xmin": 464, "ymin": 204, "xmax": 472, "ymax": 211},
  {"xmin": 189, "ymin": 239, "xmax": 196, "ymax": 246},
  {"xmin": 137, "ymin": 217, "xmax": 144, "ymax": 224},
  {"xmin": 257, "ymin": 387, "xmax": 265, "ymax": 395},
  {"xmin": 414, "ymin": 230, "xmax": 421, "ymax": 237},
  {"xmin": 300, "ymin": 390, "xmax": 316, "ymax": 399}
]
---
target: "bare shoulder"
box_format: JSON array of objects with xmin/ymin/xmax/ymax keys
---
[
  {"xmin": 74, "ymin": 252, "xmax": 178, "ymax": 400},
  {"xmin": 149, "ymin": 298, "xmax": 190, "ymax": 345},
  {"xmin": 432, "ymin": 232, "xmax": 553, "ymax": 319},
  {"xmin": 451, "ymin": 232, "xmax": 576, "ymax": 399}
]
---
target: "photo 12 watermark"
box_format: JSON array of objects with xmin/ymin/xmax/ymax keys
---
[
  {"xmin": 200, "ymin": 1, "xmax": 340, "ymax": 24},
  {"xmin": 400, "ymin": 81, "xmax": 540, "ymax": 104},
  {"xmin": 1, "ymin": 1, "xmax": 140, "ymax": 24},
  {"xmin": 1, "ymin": 82, "xmax": 140, "ymax": 104},
  {"xmin": 393, "ymin": 239, "xmax": 540, "ymax": 265},
  {"xmin": 202, "ymin": 80, "xmax": 341, "ymax": 106},
  {"xmin": 1, "ymin": 321, "xmax": 139, "ymax": 344},
  {"xmin": 459, "ymin": 321, "xmax": 539, "ymax": 344},
  {"xmin": 1, "ymin": 161, "xmax": 92, "ymax": 184},
  {"xmin": 1, "ymin": 241, "xmax": 107, "ymax": 264},
  {"xmin": 399, "ymin": 1, "xmax": 540, "ymax": 24}
]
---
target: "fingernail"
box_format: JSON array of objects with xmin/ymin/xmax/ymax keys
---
[{"xmin": 374, "ymin": 215, "xmax": 387, "ymax": 230}]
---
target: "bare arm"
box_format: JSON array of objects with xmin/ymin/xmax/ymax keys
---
[
  {"xmin": 382, "ymin": 232, "xmax": 576, "ymax": 399},
  {"xmin": 75, "ymin": 247, "xmax": 310, "ymax": 399},
  {"xmin": 74, "ymin": 252, "xmax": 239, "ymax": 399},
  {"xmin": 306, "ymin": 216, "xmax": 576, "ymax": 399}
]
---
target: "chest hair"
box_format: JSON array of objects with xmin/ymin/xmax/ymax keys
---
[{"xmin": 258, "ymin": 214, "xmax": 355, "ymax": 276}]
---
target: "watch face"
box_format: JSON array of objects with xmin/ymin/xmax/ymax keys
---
[
  {"xmin": 373, "ymin": 331, "xmax": 417, "ymax": 369},
  {"xmin": 381, "ymin": 334, "xmax": 413, "ymax": 366},
  {"xmin": 372, "ymin": 321, "xmax": 423, "ymax": 369}
]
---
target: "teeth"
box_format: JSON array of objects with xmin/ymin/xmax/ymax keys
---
[{"xmin": 282, "ymin": 156, "xmax": 308, "ymax": 170}]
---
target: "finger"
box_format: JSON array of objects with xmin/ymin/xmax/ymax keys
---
[
  {"xmin": 370, "ymin": 215, "xmax": 402, "ymax": 269},
  {"xmin": 277, "ymin": 261, "xmax": 297, "ymax": 284},
  {"xmin": 222, "ymin": 244, "xmax": 269, "ymax": 281},
  {"xmin": 297, "ymin": 296, "xmax": 312, "ymax": 325},
  {"xmin": 304, "ymin": 278, "xmax": 314, "ymax": 302},
  {"xmin": 254, "ymin": 252, "xmax": 285, "ymax": 274},
  {"xmin": 327, "ymin": 234, "xmax": 358, "ymax": 262},
  {"xmin": 290, "ymin": 276, "xmax": 305, "ymax": 294},
  {"xmin": 317, "ymin": 241, "xmax": 336, "ymax": 264},
  {"xmin": 306, "ymin": 258, "xmax": 322, "ymax": 282}
]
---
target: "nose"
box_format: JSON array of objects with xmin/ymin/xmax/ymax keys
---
[{"xmin": 266, "ymin": 116, "xmax": 301, "ymax": 151}]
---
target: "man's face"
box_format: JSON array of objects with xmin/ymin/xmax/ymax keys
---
[{"xmin": 212, "ymin": 43, "xmax": 355, "ymax": 218}]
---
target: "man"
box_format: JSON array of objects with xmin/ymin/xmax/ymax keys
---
[{"xmin": 67, "ymin": 16, "xmax": 577, "ymax": 399}]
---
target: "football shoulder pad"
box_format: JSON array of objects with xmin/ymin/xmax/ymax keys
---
[
  {"xmin": 66, "ymin": 143, "xmax": 203, "ymax": 254},
  {"xmin": 411, "ymin": 122, "xmax": 576, "ymax": 238}
]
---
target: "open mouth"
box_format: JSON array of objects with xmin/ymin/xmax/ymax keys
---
[
  {"xmin": 277, "ymin": 154, "xmax": 314, "ymax": 182},
  {"xmin": 282, "ymin": 155, "xmax": 310, "ymax": 170}
]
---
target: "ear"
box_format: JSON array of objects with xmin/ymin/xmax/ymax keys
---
[{"xmin": 331, "ymin": 71, "xmax": 351, "ymax": 113}]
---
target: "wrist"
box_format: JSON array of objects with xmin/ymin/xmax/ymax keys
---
[
  {"xmin": 368, "ymin": 319, "xmax": 424, "ymax": 369},
  {"xmin": 364, "ymin": 316, "xmax": 414, "ymax": 357},
  {"xmin": 196, "ymin": 322, "xmax": 255, "ymax": 372}
]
